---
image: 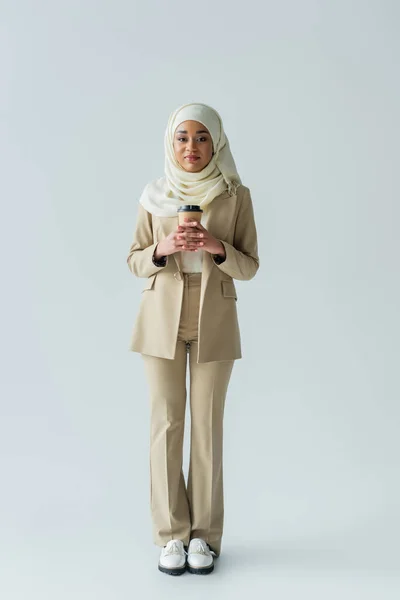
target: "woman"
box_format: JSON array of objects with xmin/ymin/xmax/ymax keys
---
[{"xmin": 126, "ymin": 102, "xmax": 259, "ymax": 576}]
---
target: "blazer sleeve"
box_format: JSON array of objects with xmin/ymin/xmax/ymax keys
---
[
  {"xmin": 212, "ymin": 186, "xmax": 260, "ymax": 280},
  {"xmin": 126, "ymin": 203, "xmax": 169, "ymax": 278}
]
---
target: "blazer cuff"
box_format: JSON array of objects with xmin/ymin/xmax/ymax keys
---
[
  {"xmin": 151, "ymin": 251, "xmax": 167, "ymax": 267},
  {"xmin": 152, "ymin": 245, "xmax": 168, "ymax": 267},
  {"xmin": 210, "ymin": 239, "xmax": 226, "ymax": 266},
  {"xmin": 211, "ymin": 240, "xmax": 259, "ymax": 280},
  {"xmin": 212, "ymin": 251, "xmax": 226, "ymax": 265},
  {"xmin": 211, "ymin": 240, "xmax": 227, "ymax": 266}
]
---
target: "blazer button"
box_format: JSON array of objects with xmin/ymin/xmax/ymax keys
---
[{"xmin": 174, "ymin": 271, "xmax": 182, "ymax": 281}]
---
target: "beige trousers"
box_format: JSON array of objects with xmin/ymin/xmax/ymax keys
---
[{"xmin": 141, "ymin": 272, "xmax": 235, "ymax": 557}]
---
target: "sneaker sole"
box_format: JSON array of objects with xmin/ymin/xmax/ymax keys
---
[
  {"xmin": 187, "ymin": 563, "xmax": 214, "ymax": 575},
  {"xmin": 158, "ymin": 563, "xmax": 186, "ymax": 576}
]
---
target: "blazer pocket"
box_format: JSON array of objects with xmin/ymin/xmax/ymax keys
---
[
  {"xmin": 142, "ymin": 274, "xmax": 156, "ymax": 292},
  {"xmin": 221, "ymin": 280, "xmax": 237, "ymax": 300}
]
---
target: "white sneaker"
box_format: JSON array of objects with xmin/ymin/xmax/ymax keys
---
[
  {"xmin": 158, "ymin": 539, "xmax": 187, "ymax": 576},
  {"xmin": 187, "ymin": 538, "xmax": 214, "ymax": 574}
]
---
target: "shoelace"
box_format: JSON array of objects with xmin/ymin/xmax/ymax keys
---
[
  {"xmin": 190, "ymin": 540, "xmax": 210, "ymax": 556},
  {"xmin": 163, "ymin": 541, "xmax": 188, "ymax": 556}
]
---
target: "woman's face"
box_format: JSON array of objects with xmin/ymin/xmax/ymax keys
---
[{"xmin": 173, "ymin": 120, "xmax": 214, "ymax": 172}]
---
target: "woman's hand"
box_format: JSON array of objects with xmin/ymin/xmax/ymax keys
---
[
  {"xmin": 177, "ymin": 218, "xmax": 226, "ymax": 256},
  {"xmin": 154, "ymin": 224, "xmax": 193, "ymax": 259}
]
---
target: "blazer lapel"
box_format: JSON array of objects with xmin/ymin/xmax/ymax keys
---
[
  {"xmin": 204, "ymin": 190, "xmax": 237, "ymax": 242},
  {"xmin": 200, "ymin": 190, "xmax": 238, "ymax": 297}
]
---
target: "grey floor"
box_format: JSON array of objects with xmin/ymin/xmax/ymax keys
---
[
  {"xmin": 1, "ymin": 432, "xmax": 399, "ymax": 600},
  {"xmin": 2, "ymin": 356, "xmax": 399, "ymax": 600},
  {"xmin": 1, "ymin": 518, "xmax": 399, "ymax": 600}
]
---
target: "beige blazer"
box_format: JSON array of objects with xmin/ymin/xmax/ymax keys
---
[{"xmin": 126, "ymin": 183, "xmax": 259, "ymax": 363}]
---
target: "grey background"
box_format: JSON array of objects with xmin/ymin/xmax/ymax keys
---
[{"xmin": 1, "ymin": 0, "xmax": 399, "ymax": 598}]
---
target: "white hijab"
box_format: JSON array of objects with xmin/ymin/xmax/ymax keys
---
[{"xmin": 139, "ymin": 102, "xmax": 242, "ymax": 217}]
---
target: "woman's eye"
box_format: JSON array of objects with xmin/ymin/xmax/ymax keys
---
[{"xmin": 176, "ymin": 137, "xmax": 208, "ymax": 143}]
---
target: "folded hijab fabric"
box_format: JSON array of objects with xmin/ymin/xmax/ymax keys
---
[{"xmin": 139, "ymin": 102, "xmax": 242, "ymax": 217}]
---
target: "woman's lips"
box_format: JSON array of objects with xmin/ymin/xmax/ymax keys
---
[{"xmin": 186, "ymin": 156, "xmax": 200, "ymax": 162}]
